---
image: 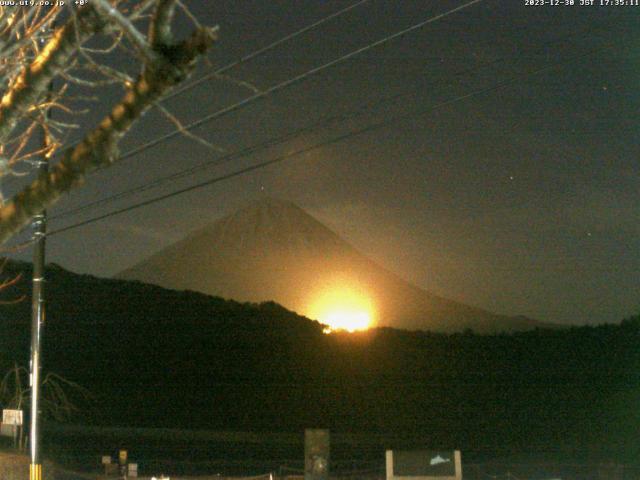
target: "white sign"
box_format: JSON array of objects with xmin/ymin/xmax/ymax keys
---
[
  {"xmin": 101, "ymin": 456, "xmax": 112, "ymax": 465},
  {"xmin": 128, "ymin": 463, "xmax": 138, "ymax": 477},
  {"xmin": 386, "ymin": 450, "xmax": 462, "ymax": 480},
  {"xmin": 2, "ymin": 409, "xmax": 23, "ymax": 426}
]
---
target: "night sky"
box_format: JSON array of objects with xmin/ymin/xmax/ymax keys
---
[{"xmin": 6, "ymin": 0, "xmax": 639, "ymax": 326}]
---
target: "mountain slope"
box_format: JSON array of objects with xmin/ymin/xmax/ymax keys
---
[
  {"xmin": 0, "ymin": 260, "xmax": 635, "ymax": 463},
  {"xmin": 118, "ymin": 198, "xmax": 548, "ymax": 333}
]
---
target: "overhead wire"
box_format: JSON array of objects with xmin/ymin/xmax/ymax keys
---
[
  {"xmin": 47, "ymin": 0, "xmax": 492, "ymax": 222},
  {"xmin": 0, "ymin": 0, "xmax": 489, "ymax": 250},
  {"xmin": 50, "ymin": 87, "xmax": 410, "ymax": 220},
  {"xmin": 91, "ymin": 0, "xmax": 486, "ymax": 167},
  {"xmin": 45, "ymin": 46, "xmax": 607, "ymax": 239},
  {"xmin": 164, "ymin": 0, "xmax": 372, "ymax": 102},
  {"xmin": 5, "ymin": 2, "xmax": 629, "ymax": 248},
  {"xmin": 34, "ymin": 0, "xmax": 488, "ymax": 224},
  {"xmin": 19, "ymin": 0, "xmax": 372, "ymax": 168},
  {"xmin": 0, "ymin": 0, "xmax": 483, "ymax": 253},
  {"xmin": 49, "ymin": 18, "xmax": 619, "ymax": 222}
]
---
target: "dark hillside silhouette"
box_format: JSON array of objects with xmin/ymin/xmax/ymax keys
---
[{"xmin": 0, "ymin": 260, "xmax": 637, "ymax": 463}]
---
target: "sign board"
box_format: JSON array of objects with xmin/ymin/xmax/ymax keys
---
[
  {"xmin": 386, "ymin": 450, "xmax": 462, "ymax": 480},
  {"xmin": 305, "ymin": 429, "xmax": 330, "ymax": 480},
  {"xmin": 101, "ymin": 456, "xmax": 112, "ymax": 465},
  {"xmin": 119, "ymin": 449, "xmax": 128, "ymax": 464},
  {"xmin": 2, "ymin": 409, "xmax": 23, "ymax": 426},
  {"xmin": 128, "ymin": 463, "xmax": 138, "ymax": 477}
]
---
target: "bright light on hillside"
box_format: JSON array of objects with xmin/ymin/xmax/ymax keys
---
[{"xmin": 307, "ymin": 285, "xmax": 375, "ymax": 333}]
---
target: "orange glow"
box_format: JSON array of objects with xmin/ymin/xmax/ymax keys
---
[{"xmin": 307, "ymin": 285, "xmax": 375, "ymax": 333}]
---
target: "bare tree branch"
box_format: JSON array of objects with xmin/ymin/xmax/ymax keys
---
[
  {"xmin": 92, "ymin": 0, "xmax": 158, "ymax": 64},
  {"xmin": 154, "ymin": 102, "xmax": 225, "ymax": 153},
  {"xmin": 0, "ymin": 2, "xmax": 218, "ymax": 245},
  {"xmin": 149, "ymin": 0, "xmax": 177, "ymax": 48},
  {"xmin": 0, "ymin": 364, "xmax": 93, "ymax": 421},
  {"xmin": 0, "ymin": 6, "xmax": 104, "ymax": 144},
  {"xmin": 0, "ymin": 25, "xmax": 217, "ymax": 244}
]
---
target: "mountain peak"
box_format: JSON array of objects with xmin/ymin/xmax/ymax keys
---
[
  {"xmin": 118, "ymin": 200, "xmax": 548, "ymax": 333},
  {"xmin": 226, "ymin": 197, "xmax": 317, "ymax": 230},
  {"xmin": 242, "ymin": 196, "xmax": 301, "ymax": 212},
  {"xmin": 212, "ymin": 197, "xmax": 345, "ymax": 257}
]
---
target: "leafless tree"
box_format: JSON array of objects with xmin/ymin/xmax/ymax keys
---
[
  {"xmin": 1, "ymin": 362, "xmax": 93, "ymax": 450},
  {"xmin": 0, "ymin": 363, "xmax": 92, "ymax": 422},
  {"xmin": 0, "ymin": 1, "xmax": 217, "ymax": 245}
]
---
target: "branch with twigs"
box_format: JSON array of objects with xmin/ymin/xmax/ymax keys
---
[
  {"xmin": 0, "ymin": 1, "xmax": 218, "ymax": 245},
  {"xmin": 0, "ymin": 363, "xmax": 95, "ymax": 422}
]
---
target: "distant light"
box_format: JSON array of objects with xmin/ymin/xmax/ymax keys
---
[
  {"xmin": 324, "ymin": 310, "xmax": 371, "ymax": 332},
  {"xmin": 307, "ymin": 284, "xmax": 375, "ymax": 333}
]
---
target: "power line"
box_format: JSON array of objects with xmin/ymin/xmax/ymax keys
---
[
  {"xmin": 97, "ymin": 0, "xmax": 486, "ymax": 166},
  {"xmin": 3, "ymin": 15, "xmax": 623, "ymax": 254},
  {"xmin": 50, "ymin": 19, "xmax": 618, "ymax": 222},
  {"xmin": 165, "ymin": 0, "xmax": 372, "ymax": 101},
  {"xmin": 50, "ymin": 0, "xmax": 490, "ymax": 221},
  {"xmin": 0, "ymin": 0, "xmax": 484, "ymax": 246},
  {"xmin": 18, "ymin": 0, "xmax": 370, "ymax": 171},
  {"xmin": 51, "ymin": 88, "xmax": 407, "ymax": 220},
  {"xmin": 30, "ymin": 0, "xmax": 479, "ymax": 175},
  {"xmin": 46, "ymin": 47, "xmax": 605, "ymax": 239}
]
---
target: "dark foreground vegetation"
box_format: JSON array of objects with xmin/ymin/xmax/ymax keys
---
[{"xmin": 0, "ymin": 261, "xmax": 638, "ymax": 467}]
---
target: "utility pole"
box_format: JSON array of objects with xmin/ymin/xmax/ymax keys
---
[
  {"xmin": 29, "ymin": 197, "xmax": 46, "ymax": 480},
  {"xmin": 29, "ymin": 131, "xmax": 48, "ymax": 480},
  {"xmin": 29, "ymin": 29, "xmax": 52, "ymax": 480}
]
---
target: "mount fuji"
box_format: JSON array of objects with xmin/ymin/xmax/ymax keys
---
[{"xmin": 118, "ymin": 198, "xmax": 549, "ymax": 333}]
